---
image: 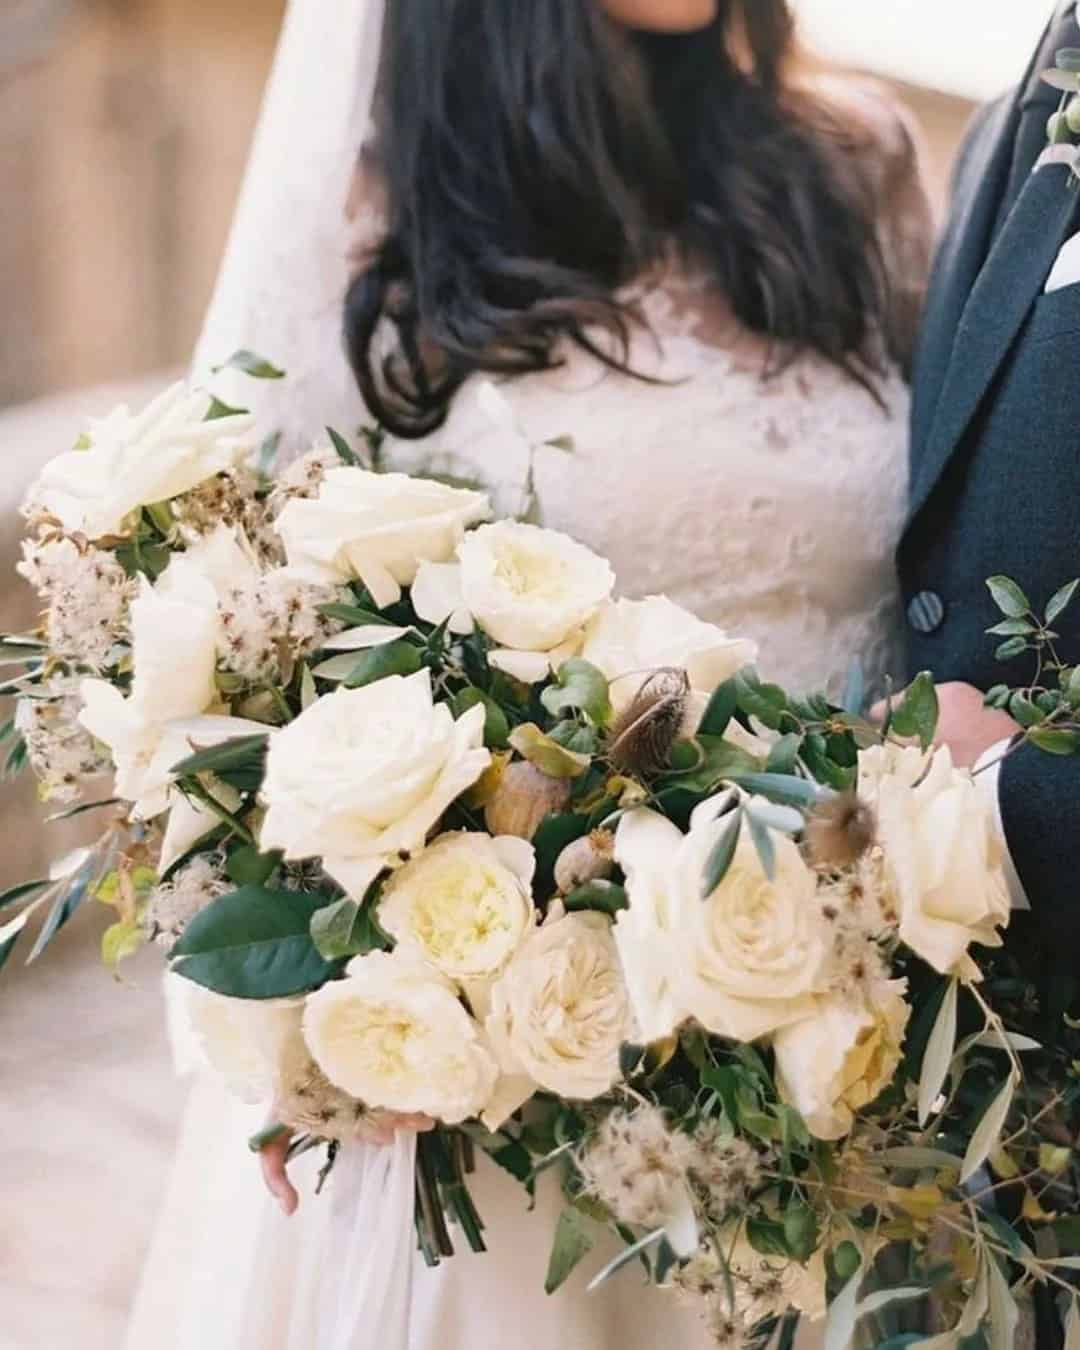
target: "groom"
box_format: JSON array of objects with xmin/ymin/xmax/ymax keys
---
[{"xmin": 902, "ymin": 0, "xmax": 1080, "ymax": 970}]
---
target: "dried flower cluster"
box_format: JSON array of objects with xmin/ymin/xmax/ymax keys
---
[
  {"xmin": 217, "ymin": 573, "xmax": 347, "ymax": 686},
  {"xmin": 17, "ymin": 538, "xmax": 133, "ymax": 668},
  {"xmin": 15, "ymin": 680, "xmax": 107, "ymax": 802},
  {"xmin": 145, "ymin": 855, "xmax": 230, "ymax": 950}
]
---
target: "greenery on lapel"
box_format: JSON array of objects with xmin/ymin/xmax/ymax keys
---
[{"xmin": 1043, "ymin": 47, "xmax": 1080, "ymax": 179}]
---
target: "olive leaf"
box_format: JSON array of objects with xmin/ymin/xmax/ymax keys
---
[
  {"xmin": 961, "ymin": 1073, "xmax": 1018, "ymax": 1185},
  {"xmin": 545, "ymin": 1208, "xmax": 595, "ymax": 1294},
  {"xmin": 918, "ymin": 979, "xmax": 958, "ymax": 1126}
]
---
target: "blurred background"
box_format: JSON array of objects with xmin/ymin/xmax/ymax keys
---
[{"xmin": 0, "ymin": 0, "xmax": 1055, "ymax": 1346}]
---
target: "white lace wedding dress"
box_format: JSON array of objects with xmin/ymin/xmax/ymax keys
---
[{"xmin": 124, "ymin": 66, "xmax": 932, "ymax": 1350}]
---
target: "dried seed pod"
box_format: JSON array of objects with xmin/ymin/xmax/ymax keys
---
[
  {"xmin": 608, "ymin": 667, "xmax": 690, "ymax": 778},
  {"xmin": 554, "ymin": 829, "xmax": 616, "ymax": 894},
  {"xmin": 484, "ymin": 760, "xmax": 572, "ymax": 841},
  {"xmin": 805, "ymin": 791, "xmax": 877, "ymax": 870}
]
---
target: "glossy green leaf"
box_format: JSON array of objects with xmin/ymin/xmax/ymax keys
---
[
  {"xmin": 450, "ymin": 687, "xmax": 510, "ymax": 748},
  {"xmin": 1029, "ymin": 728, "xmax": 1080, "ymax": 756},
  {"xmin": 889, "ymin": 671, "xmax": 939, "ymax": 749},
  {"xmin": 341, "ymin": 639, "xmax": 423, "ymax": 688},
  {"xmin": 225, "ymin": 846, "xmax": 280, "ymax": 888},
  {"xmin": 541, "ymin": 659, "xmax": 612, "ymax": 727},
  {"xmin": 698, "ymin": 680, "xmax": 738, "ymax": 737},
  {"xmin": 171, "ymin": 886, "xmax": 339, "ymax": 997},
  {"xmin": 170, "ymin": 735, "xmax": 269, "ymax": 792},
  {"xmin": 986, "ymin": 576, "xmax": 1031, "ymax": 619}
]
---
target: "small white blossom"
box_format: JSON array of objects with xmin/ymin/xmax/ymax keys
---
[
  {"xmin": 687, "ymin": 1126, "xmax": 764, "ymax": 1224},
  {"xmin": 15, "ymin": 682, "xmax": 108, "ymax": 801},
  {"xmin": 577, "ymin": 1106, "xmax": 697, "ymax": 1230},
  {"xmin": 18, "ymin": 538, "xmax": 133, "ymax": 668},
  {"xmin": 145, "ymin": 854, "xmax": 229, "ymax": 950}
]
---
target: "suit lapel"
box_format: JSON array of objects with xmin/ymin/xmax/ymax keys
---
[{"xmin": 910, "ymin": 162, "xmax": 1080, "ymax": 521}]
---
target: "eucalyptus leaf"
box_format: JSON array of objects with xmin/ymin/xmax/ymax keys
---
[
  {"xmin": 766, "ymin": 733, "xmax": 802, "ymax": 775},
  {"xmin": 961, "ymin": 1074, "xmax": 1017, "ymax": 1184},
  {"xmin": 545, "ymin": 1208, "xmax": 595, "ymax": 1294},
  {"xmin": 701, "ymin": 808, "xmax": 742, "ymax": 898},
  {"xmin": 585, "ymin": 1228, "xmax": 665, "ymax": 1292},
  {"xmin": 747, "ymin": 810, "xmax": 777, "ymax": 881},
  {"xmin": 986, "ymin": 576, "xmax": 1032, "ymax": 620},
  {"xmin": 171, "ymin": 886, "xmax": 339, "ymax": 997},
  {"xmin": 727, "ymin": 772, "xmax": 823, "ymax": 809},
  {"xmin": 919, "ymin": 979, "xmax": 958, "ymax": 1126}
]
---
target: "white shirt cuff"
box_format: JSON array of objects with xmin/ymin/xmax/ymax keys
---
[{"xmin": 974, "ymin": 738, "xmax": 1030, "ymax": 912}]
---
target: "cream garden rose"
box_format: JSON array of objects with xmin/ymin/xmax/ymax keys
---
[
  {"xmin": 412, "ymin": 521, "xmax": 615, "ymax": 684},
  {"xmin": 303, "ymin": 950, "xmax": 499, "ymax": 1123},
  {"xmin": 773, "ymin": 981, "xmax": 911, "ymax": 1140},
  {"xmin": 860, "ymin": 744, "xmax": 1010, "ymax": 975},
  {"xmin": 615, "ymin": 796, "xmax": 829, "ymax": 1044},
  {"xmin": 23, "ymin": 381, "xmax": 253, "ymax": 540},
  {"xmin": 581, "ymin": 595, "xmax": 758, "ymax": 719},
  {"xmin": 378, "ymin": 832, "xmax": 535, "ymax": 985},
  {"xmin": 259, "ymin": 670, "xmax": 491, "ymax": 900},
  {"xmin": 485, "ymin": 908, "xmax": 630, "ymax": 1117},
  {"xmin": 275, "ymin": 467, "xmax": 490, "ymax": 607}
]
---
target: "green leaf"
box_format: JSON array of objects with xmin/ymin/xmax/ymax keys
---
[
  {"xmin": 985, "ymin": 1254, "xmax": 1019, "ymax": 1350},
  {"xmin": 26, "ymin": 851, "xmax": 101, "ymax": 963},
  {"xmin": 766, "ymin": 733, "xmax": 802, "ymax": 776},
  {"xmin": 215, "ymin": 348, "xmax": 286, "ymax": 380},
  {"xmin": 995, "ymin": 637, "xmax": 1028, "ymax": 662},
  {"xmin": 317, "ymin": 602, "xmax": 398, "ymax": 627},
  {"xmin": 225, "ymin": 846, "xmax": 280, "ymax": 888},
  {"xmin": 665, "ymin": 735, "xmax": 760, "ymax": 792},
  {"xmin": 101, "ymin": 919, "xmax": 146, "ymax": 966},
  {"xmin": 1008, "ymin": 694, "xmax": 1042, "ymax": 728},
  {"xmin": 545, "ymin": 1208, "xmax": 595, "ymax": 1294},
  {"xmin": 889, "ymin": 672, "xmax": 939, "ymax": 749},
  {"xmin": 961, "ymin": 1073, "xmax": 1017, "ymax": 1185},
  {"xmin": 735, "ymin": 668, "xmax": 789, "ymax": 730},
  {"xmin": 170, "ymin": 886, "xmax": 340, "ymax": 997},
  {"xmin": 342, "ymin": 640, "xmax": 423, "ymax": 688},
  {"xmin": 783, "ymin": 1198, "xmax": 819, "ymax": 1262},
  {"xmin": 310, "ymin": 898, "xmax": 381, "ymax": 960},
  {"xmin": 984, "ymin": 684, "xmax": 1011, "ymax": 710},
  {"xmin": 1029, "ymin": 728, "xmax": 1080, "ymax": 756},
  {"xmin": 0, "ymin": 879, "xmax": 48, "ymax": 913},
  {"xmin": 205, "ymin": 395, "xmax": 248, "ymax": 421},
  {"xmin": 170, "ymin": 735, "xmax": 269, "ymax": 793},
  {"xmin": 540, "ymin": 659, "xmax": 612, "ymax": 727},
  {"xmin": 727, "ymin": 772, "xmax": 823, "ymax": 809},
  {"xmin": 532, "ymin": 813, "xmax": 591, "ymax": 898},
  {"xmin": 832, "ymin": 1241, "xmax": 861, "ymax": 1281},
  {"xmin": 824, "ymin": 1265, "xmax": 862, "ymax": 1350},
  {"xmin": 919, "ymin": 979, "xmax": 958, "ymax": 1126},
  {"xmin": 747, "ymin": 1216, "xmax": 791, "ymax": 1258},
  {"xmin": 986, "ymin": 576, "xmax": 1031, "ymax": 620},
  {"xmin": 450, "ymin": 688, "xmax": 510, "ymax": 749},
  {"xmin": 563, "ymin": 880, "xmax": 628, "ymax": 916},
  {"xmin": 509, "ymin": 724, "xmax": 591, "ymax": 779},
  {"xmin": 326, "ymin": 426, "xmax": 360, "ymax": 467},
  {"xmin": 986, "ymin": 619, "xmax": 1036, "ymax": 638},
  {"xmin": 747, "ymin": 810, "xmax": 776, "ymax": 880},
  {"xmin": 882, "ymin": 1146, "xmax": 963, "ymax": 1171},
  {"xmin": 701, "ymin": 808, "xmax": 742, "ymax": 898},
  {"xmin": 699, "ymin": 680, "xmax": 738, "ymax": 738}
]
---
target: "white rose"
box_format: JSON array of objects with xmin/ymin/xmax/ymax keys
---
[
  {"xmin": 615, "ymin": 796, "xmax": 828, "ymax": 1044},
  {"xmin": 78, "ymin": 566, "xmax": 255, "ymax": 820},
  {"xmin": 581, "ymin": 596, "xmax": 757, "ymax": 722},
  {"xmin": 485, "ymin": 908, "xmax": 631, "ymax": 1118},
  {"xmin": 774, "ymin": 981, "xmax": 911, "ymax": 1140},
  {"xmin": 23, "ymin": 381, "xmax": 253, "ymax": 540},
  {"xmin": 303, "ymin": 950, "xmax": 498, "ymax": 1123},
  {"xmin": 173, "ymin": 977, "xmax": 304, "ymax": 1104},
  {"xmin": 275, "ymin": 467, "xmax": 490, "ymax": 608},
  {"xmin": 412, "ymin": 522, "xmax": 614, "ymax": 684},
  {"xmin": 259, "ymin": 670, "xmax": 491, "ymax": 899},
  {"xmin": 378, "ymin": 832, "xmax": 535, "ymax": 985},
  {"xmin": 860, "ymin": 744, "xmax": 1010, "ymax": 975}
]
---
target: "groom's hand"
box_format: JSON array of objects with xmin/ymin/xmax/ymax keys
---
[
  {"xmin": 929, "ymin": 682, "xmax": 1020, "ymax": 768},
  {"xmin": 872, "ymin": 681, "xmax": 1019, "ymax": 768}
]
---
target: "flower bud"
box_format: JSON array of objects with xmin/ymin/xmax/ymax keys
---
[
  {"xmin": 484, "ymin": 760, "xmax": 572, "ymax": 841},
  {"xmin": 554, "ymin": 830, "xmax": 616, "ymax": 894}
]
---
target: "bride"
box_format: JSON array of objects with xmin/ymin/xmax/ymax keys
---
[{"xmin": 126, "ymin": 0, "xmax": 932, "ymax": 1346}]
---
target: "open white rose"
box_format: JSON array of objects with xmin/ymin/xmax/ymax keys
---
[
  {"xmin": 23, "ymin": 381, "xmax": 253, "ymax": 540},
  {"xmin": 275, "ymin": 467, "xmax": 490, "ymax": 608},
  {"xmin": 581, "ymin": 596, "xmax": 757, "ymax": 722},
  {"xmin": 259, "ymin": 670, "xmax": 490, "ymax": 899},
  {"xmin": 303, "ymin": 950, "xmax": 499, "ymax": 1123},
  {"xmin": 485, "ymin": 908, "xmax": 630, "ymax": 1122},
  {"xmin": 615, "ymin": 796, "xmax": 828, "ymax": 1044},
  {"xmin": 378, "ymin": 832, "xmax": 535, "ymax": 986},
  {"xmin": 173, "ymin": 977, "xmax": 305, "ymax": 1104},
  {"xmin": 412, "ymin": 522, "xmax": 614, "ymax": 684},
  {"xmin": 774, "ymin": 981, "xmax": 911, "ymax": 1140},
  {"xmin": 860, "ymin": 744, "xmax": 1010, "ymax": 975}
]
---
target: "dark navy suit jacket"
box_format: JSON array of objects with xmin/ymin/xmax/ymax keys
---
[{"xmin": 901, "ymin": 3, "xmax": 1080, "ymax": 975}]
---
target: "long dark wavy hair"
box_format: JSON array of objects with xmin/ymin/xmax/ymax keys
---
[{"xmin": 344, "ymin": 0, "xmax": 900, "ymax": 437}]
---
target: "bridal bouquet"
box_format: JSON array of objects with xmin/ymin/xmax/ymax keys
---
[{"xmin": 6, "ymin": 363, "xmax": 1080, "ymax": 1349}]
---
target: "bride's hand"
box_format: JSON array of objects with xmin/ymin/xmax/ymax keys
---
[{"xmin": 258, "ymin": 1114, "xmax": 436, "ymax": 1216}]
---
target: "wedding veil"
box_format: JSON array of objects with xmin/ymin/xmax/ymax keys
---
[{"xmin": 192, "ymin": 0, "xmax": 387, "ymax": 447}]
